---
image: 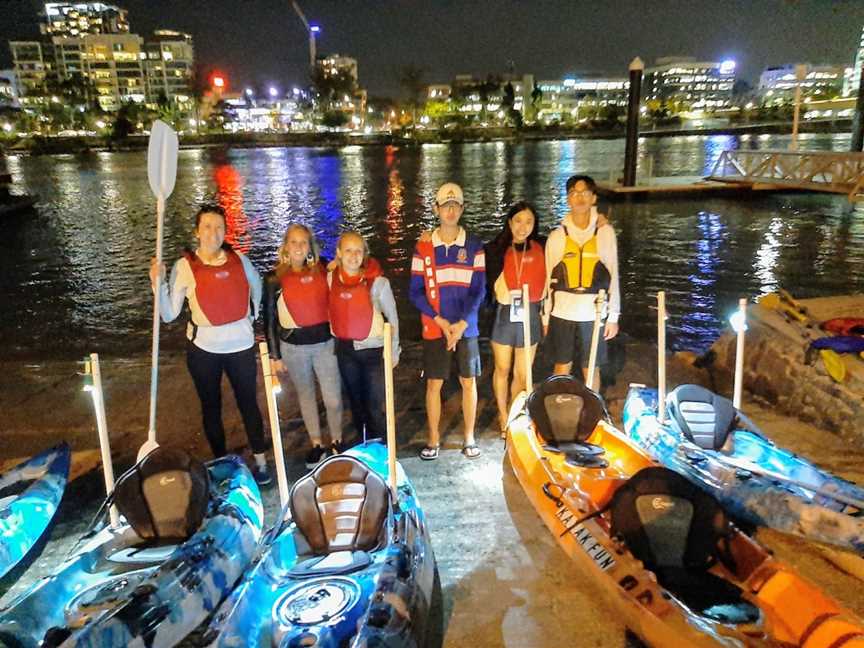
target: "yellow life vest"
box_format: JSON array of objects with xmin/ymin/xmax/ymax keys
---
[{"xmin": 553, "ymin": 226, "xmax": 610, "ymax": 293}]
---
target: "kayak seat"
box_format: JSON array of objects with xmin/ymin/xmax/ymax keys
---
[
  {"xmin": 288, "ymin": 454, "xmax": 389, "ymax": 578},
  {"xmin": 667, "ymin": 384, "xmax": 736, "ymax": 451},
  {"xmin": 528, "ymin": 375, "xmax": 610, "ymax": 467},
  {"xmin": 611, "ymin": 467, "xmax": 759, "ymax": 624},
  {"xmin": 112, "ymin": 447, "xmax": 210, "ymax": 543}
]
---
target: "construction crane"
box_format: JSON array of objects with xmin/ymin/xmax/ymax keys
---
[{"xmin": 291, "ymin": 1, "xmax": 320, "ymax": 70}]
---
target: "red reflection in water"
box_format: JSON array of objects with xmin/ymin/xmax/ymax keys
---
[
  {"xmin": 385, "ymin": 166, "xmax": 404, "ymax": 267},
  {"xmin": 213, "ymin": 164, "xmax": 251, "ymax": 253}
]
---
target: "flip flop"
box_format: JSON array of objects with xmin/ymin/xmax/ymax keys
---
[
  {"xmin": 462, "ymin": 444, "xmax": 481, "ymax": 459},
  {"xmin": 419, "ymin": 445, "xmax": 439, "ymax": 461}
]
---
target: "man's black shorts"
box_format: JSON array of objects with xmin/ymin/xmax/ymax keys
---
[
  {"xmin": 547, "ymin": 316, "xmax": 607, "ymax": 367},
  {"xmin": 422, "ymin": 336, "xmax": 482, "ymax": 380}
]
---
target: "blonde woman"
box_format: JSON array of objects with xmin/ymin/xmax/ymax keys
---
[
  {"xmin": 263, "ymin": 224, "xmax": 344, "ymax": 468},
  {"xmin": 328, "ymin": 231, "xmax": 400, "ymax": 443}
]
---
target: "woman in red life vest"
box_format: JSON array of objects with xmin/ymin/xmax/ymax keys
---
[
  {"xmin": 263, "ymin": 224, "xmax": 344, "ymax": 469},
  {"xmin": 484, "ymin": 201, "xmax": 546, "ymax": 437},
  {"xmin": 148, "ymin": 204, "xmax": 270, "ymax": 485},
  {"xmin": 328, "ymin": 231, "xmax": 400, "ymax": 443}
]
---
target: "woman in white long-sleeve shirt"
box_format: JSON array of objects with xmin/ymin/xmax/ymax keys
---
[{"xmin": 149, "ymin": 204, "xmax": 270, "ymax": 485}]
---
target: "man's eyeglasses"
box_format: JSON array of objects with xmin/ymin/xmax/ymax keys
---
[{"xmin": 568, "ymin": 190, "xmax": 594, "ymax": 198}]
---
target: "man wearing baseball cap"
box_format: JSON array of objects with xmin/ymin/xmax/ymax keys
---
[{"xmin": 409, "ymin": 182, "xmax": 486, "ymax": 460}]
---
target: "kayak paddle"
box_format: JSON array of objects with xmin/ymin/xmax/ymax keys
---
[
  {"xmin": 586, "ymin": 289, "xmax": 606, "ymax": 392},
  {"xmin": 139, "ymin": 120, "xmax": 179, "ymax": 462},
  {"xmin": 383, "ymin": 322, "xmax": 397, "ymax": 498}
]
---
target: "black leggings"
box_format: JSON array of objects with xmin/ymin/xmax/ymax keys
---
[
  {"xmin": 335, "ymin": 341, "xmax": 386, "ymax": 442},
  {"xmin": 186, "ymin": 343, "xmax": 267, "ymax": 457}
]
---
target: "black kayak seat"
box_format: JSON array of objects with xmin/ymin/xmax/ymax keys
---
[
  {"xmin": 112, "ymin": 447, "xmax": 210, "ymax": 542},
  {"xmin": 288, "ymin": 454, "xmax": 389, "ymax": 577},
  {"xmin": 667, "ymin": 384, "xmax": 737, "ymax": 451},
  {"xmin": 528, "ymin": 375, "xmax": 609, "ymax": 467},
  {"xmin": 610, "ymin": 466, "xmax": 758, "ymax": 623}
]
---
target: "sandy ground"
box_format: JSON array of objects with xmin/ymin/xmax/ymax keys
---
[{"xmin": 2, "ymin": 338, "xmax": 864, "ymax": 647}]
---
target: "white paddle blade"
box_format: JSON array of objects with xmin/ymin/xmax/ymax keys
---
[{"xmin": 147, "ymin": 120, "xmax": 179, "ymax": 199}]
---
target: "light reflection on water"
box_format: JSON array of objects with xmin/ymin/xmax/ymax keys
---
[{"xmin": 2, "ymin": 133, "xmax": 863, "ymax": 360}]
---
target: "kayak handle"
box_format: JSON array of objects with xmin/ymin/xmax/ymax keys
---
[{"xmin": 542, "ymin": 482, "xmax": 565, "ymax": 507}]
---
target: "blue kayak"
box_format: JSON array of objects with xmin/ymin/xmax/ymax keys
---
[
  {"xmin": 0, "ymin": 448, "xmax": 264, "ymax": 648},
  {"xmin": 202, "ymin": 440, "xmax": 440, "ymax": 648},
  {"xmin": 0, "ymin": 444, "xmax": 70, "ymax": 582},
  {"xmin": 623, "ymin": 384, "xmax": 864, "ymax": 553}
]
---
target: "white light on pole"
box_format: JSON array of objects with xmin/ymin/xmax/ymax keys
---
[{"xmin": 729, "ymin": 298, "xmax": 748, "ymax": 410}]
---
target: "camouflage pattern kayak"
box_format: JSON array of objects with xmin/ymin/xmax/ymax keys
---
[
  {"xmin": 0, "ymin": 444, "xmax": 70, "ymax": 582},
  {"xmin": 623, "ymin": 384, "xmax": 864, "ymax": 553},
  {"xmin": 0, "ymin": 448, "xmax": 263, "ymax": 648},
  {"xmin": 202, "ymin": 440, "xmax": 441, "ymax": 648}
]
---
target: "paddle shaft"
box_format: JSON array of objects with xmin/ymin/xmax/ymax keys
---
[
  {"xmin": 147, "ymin": 194, "xmax": 165, "ymax": 443},
  {"xmin": 259, "ymin": 343, "xmax": 289, "ymax": 507},
  {"xmin": 384, "ymin": 323, "xmax": 397, "ymax": 498},
  {"xmin": 711, "ymin": 452, "xmax": 864, "ymax": 511},
  {"xmin": 587, "ymin": 289, "xmax": 606, "ymax": 391},
  {"xmin": 657, "ymin": 291, "xmax": 667, "ymax": 424},
  {"xmin": 522, "ymin": 284, "xmax": 532, "ymax": 393},
  {"xmin": 90, "ymin": 353, "xmax": 120, "ymax": 527},
  {"xmin": 732, "ymin": 298, "xmax": 746, "ymax": 409}
]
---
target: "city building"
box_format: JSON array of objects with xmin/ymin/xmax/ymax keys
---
[
  {"xmin": 427, "ymin": 84, "xmax": 451, "ymax": 101},
  {"xmin": 143, "ymin": 30, "xmax": 194, "ymax": 108},
  {"xmin": 8, "ymin": 2, "xmax": 193, "ymax": 112},
  {"xmin": 313, "ymin": 53, "xmax": 366, "ymax": 127},
  {"xmin": 644, "ymin": 57, "xmax": 736, "ymax": 110},
  {"xmin": 9, "ymin": 41, "xmax": 48, "ymax": 100},
  {"xmin": 844, "ymin": 25, "xmax": 864, "ymax": 97},
  {"xmin": 759, "ymin": 64, "xmax": 846, "ymax": 103},
  {"xmin": 315, "ymin": 54, "xmax": 358, "ymax": 85},
  {"xmin": 536, "ymin": 75, "xmax": 628, "ymax": 123},
  {"xmin": 0, "ymin": 70, "xmax": 19, "ymax": 106},
  {"xmin": 40, "ymin": 2, "xmax": 129, "ymax": 37}
]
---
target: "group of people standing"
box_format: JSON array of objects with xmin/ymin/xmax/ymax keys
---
[{"xmin": 149, "ymin": 173, "xmax": 619, "ymax": 484}]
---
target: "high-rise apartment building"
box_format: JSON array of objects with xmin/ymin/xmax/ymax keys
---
[
  {"xmin": 8, "ymin": 2, "xmax": 193, "ymax": 112},
  {"xmin": 143, "ymin": 30, "xmax": 194, "ymax": 107},
  {"xmin": 40, "ymin": 2, "xmax": 129, "ymax": 38}
]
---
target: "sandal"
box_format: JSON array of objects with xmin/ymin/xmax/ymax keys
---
[
  {"xmin": 462, "ymin": 444, "xmax": 481, "ymax": 459},
  {"xmin": 419, "ymin": 445, "xmax": 439, "ymax": 461}
]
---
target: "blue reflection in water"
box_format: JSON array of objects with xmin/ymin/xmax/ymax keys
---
[
  {"xmin": 688, "ymin": 210, "xmax": 727, "ymax": 331},
  {"xmin": 312, "ymin": 153, "xmax": 343, "ymax": 259}
]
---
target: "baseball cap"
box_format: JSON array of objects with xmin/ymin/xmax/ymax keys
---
[{"xmin": 435, "ymin": 182, "xmax": 464, "ymax": 206}]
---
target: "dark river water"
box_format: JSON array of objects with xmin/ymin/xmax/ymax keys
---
[{"xmin": 2, "ymin": 132, "xmax": 864, "ymax": 360}]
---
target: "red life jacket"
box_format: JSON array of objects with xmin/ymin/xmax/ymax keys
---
[
  {"xmin": 184, "ymin": 249, "xmax": 250, "ymax": 326},
  {"xmin": 502, "ymin": 240, "xmax": 546, "ymax": 302},
  {"xmin": 280, "ymin": 263, "xmax": 329, "ymax": 327},
  {"xmin": 416, "ymin": 240, "xmax": 443, "ymax": 340},
  {"xmin": 328, "ymin": 260, "xmax": 383, "ymax": 341}
]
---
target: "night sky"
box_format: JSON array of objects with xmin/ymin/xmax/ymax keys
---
[{"xmin": 2, "ymin": 0, "xmax": 864, "ymax": 97}]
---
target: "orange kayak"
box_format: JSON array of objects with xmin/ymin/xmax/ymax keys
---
[{"xmin": 506, "ymin": 375, "xmax": 864, "ymax": 648}]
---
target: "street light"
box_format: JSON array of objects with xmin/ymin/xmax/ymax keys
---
[{"xmin": 269, "ymin": 86, "xmax": 279, "ymax": 98}]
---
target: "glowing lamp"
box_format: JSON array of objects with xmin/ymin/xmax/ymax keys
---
[
  {"xmin": 310, "ymin": 24, "xmax": 320, "ymax": 33},
  {"xmin": 213, "ymin": 76, "xmax": 225, "ymax": 89},
  {"xmin": 719, "ymin": 60, "xmax": 736, "ymax": 75},
  {"xmin": 729, "ymin": 308, "xmax": 747, "ymax": 334}
]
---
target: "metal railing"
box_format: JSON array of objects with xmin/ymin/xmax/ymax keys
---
[{"xmin": 709, "ymin": 149, "xmax": 864, "ymax": 202}]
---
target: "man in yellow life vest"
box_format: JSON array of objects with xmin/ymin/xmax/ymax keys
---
[{"xmin": 543, "ymin": 175, "xmax": 620, "ymax": 388}]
